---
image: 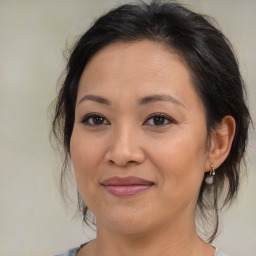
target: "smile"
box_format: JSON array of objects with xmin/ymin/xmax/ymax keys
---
[{"xmin": 101, "ymin": 176, "xmax": 154, "ymax": 197}]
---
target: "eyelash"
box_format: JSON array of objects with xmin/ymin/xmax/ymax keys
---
[
  {"xmin": 80, "ymin": 113, "xmax": 175, "ymax": 127},
  {"xmin": 80, "ymin": 113, "xmax": 110, "ymax": 126},
  {"xmin": 144, "ymin": 113, "xmax": 175, "ymax": 126}
]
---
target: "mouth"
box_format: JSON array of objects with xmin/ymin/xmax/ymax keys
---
[{"xmin": 101, "ymin": 176, "xmax": 155, "ymax": 197}]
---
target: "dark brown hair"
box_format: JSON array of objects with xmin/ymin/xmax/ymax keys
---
[{"xmin": 52, "ymin": 0, "xmax": 251, "ymax": 242}]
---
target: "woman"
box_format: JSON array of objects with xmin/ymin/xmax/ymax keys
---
[{"xmin": 52, "ymin": 1, "xmax": 251, "ymax": 255}]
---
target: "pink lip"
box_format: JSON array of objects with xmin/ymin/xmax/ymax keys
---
[{"xmin": 101, "ymin": 176, "xmax": 154, "ymax": 197}]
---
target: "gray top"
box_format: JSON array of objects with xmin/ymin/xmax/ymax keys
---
[
  {"xmin": 54, "ymin": 245, "xmax": 228, "ymax": 256},
  {"xmin": 215, "ymin": 248, "xmax": 228, "ymax": 256}
]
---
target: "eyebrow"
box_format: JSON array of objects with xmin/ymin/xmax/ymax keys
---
[
  {"xmin": 78, "ymin": 94, "xmax": 185, "ymax": 107},
  {"xmin": 78, "ymin": 94, "xmax": 111, "ymax": 105},
  {"xmin": 138, "ymin": 94, "xmax": 185, "ymax": 107}
]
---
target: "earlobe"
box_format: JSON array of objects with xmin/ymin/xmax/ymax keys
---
[{"xmin": 205, "ymin": 115, "xmax": 236, "ymax": 171}]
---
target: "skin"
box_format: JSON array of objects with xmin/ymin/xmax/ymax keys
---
[{"xmin": 70, "ymin": 40, "xmax": 235, "ymax": 256}]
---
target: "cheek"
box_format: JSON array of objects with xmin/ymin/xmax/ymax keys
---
[
  {"xmin": 70, "ymin": 128, "xmax": 102, "ymax": 195},
  {"xmin": 149, "ymin": 128, "xmax": 208, "ymax": 197}
]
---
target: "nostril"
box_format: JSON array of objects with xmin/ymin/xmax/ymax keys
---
[
  {"xmin": 108, "ymin": 160, "xmax": 115, "ymax": 165},
  {"xmin": 105, "ymin": 143, "xmax": 146, "ymax": 167},
  {"xmin": 128, "ymin": 160, "xmax": 137, "ymax": 164},
  {"xmin": 108, "ymin": 159, "xmax": 137, "ymax": 167}
]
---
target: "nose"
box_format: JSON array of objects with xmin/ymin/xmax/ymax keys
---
[{"xmin": 104, "ymin": 126, "xmax": 146, "ymax": 167}]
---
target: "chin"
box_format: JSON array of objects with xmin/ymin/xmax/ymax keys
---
[
  {"xmin": 96, "ymin": 206, "xmax": 155, "ymax": 235},
  {"xmin": 103, "ymin": 220, "xmax": 152, "ymax": 235}
]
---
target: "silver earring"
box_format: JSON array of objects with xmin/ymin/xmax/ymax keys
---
[
  {"xmin": 205, "ymin": 163, "xmax": 215, "ymax": 185},
  {"xmin": 210, "ymin": 163, "xmax": 216, "ymax": 176}
]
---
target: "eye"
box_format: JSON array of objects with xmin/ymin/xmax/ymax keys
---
[
  {"xmin": 81, "ymin": 113, "xmax": 110, "ymax": 126},
  {"xmin": 144, "ymin": 113, "xmax": 174, "ymax": 126}
]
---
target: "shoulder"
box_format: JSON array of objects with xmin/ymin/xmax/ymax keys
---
[
  {"xmin": 54, "ymin": 244, "xmax": 228, "ymax": 256},
  {"xmin": 54, "ymin": 242, "xmax": 89, "ymax": 256},
  {"xmin": 53, "ymin": 246, "xmax": 80, "ymax": 256},
  {"xmin": 215, "ymin": 247, "xmax": 229, "ymax": 256}
]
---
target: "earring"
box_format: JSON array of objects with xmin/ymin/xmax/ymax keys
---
[
  {"xmin": 210, "ymin": 163, "xmax": 216, "ymax": 176},
  {"xmin": 205, "ymin": 163, "xmax": 215, "ymax": 185}
]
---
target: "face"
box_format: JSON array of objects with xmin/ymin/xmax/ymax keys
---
[{"xmin": 70, "ymin": 40, "xmax": 210, "ymax": 235}]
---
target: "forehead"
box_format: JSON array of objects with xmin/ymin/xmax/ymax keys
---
[
  {"xmin": 77, "ymin": 40, "xmax": 201, "ymax": 109},
  {"xmin": 81, "ymin": 40, "xmax": 188, "ymax": 81}
]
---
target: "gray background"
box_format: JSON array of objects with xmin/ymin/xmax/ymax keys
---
[{"xmin": 0, "ymin": 1, "xmax": 255, "ymax": 255}]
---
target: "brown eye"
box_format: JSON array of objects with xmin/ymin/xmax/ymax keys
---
[
  {"xmin": 81, "ymin": 114, "xmax": 109, "ymax": 126},
  {"xmin": 144, "ymin": 113, "xmax": 174, "ymax": 126},
  {"xmin": 92, "ymin": 116, "xmax": 104, "ymax": 125},
  {"xmin": 152, "ymin": 116, "xmax": 166, "ymax": 125}
]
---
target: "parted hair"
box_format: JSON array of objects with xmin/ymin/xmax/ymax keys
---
[{"xmin": 52, "ymin": 0, "xmax": 251, "ymax": 242}]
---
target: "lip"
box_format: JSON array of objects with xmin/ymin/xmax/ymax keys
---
[{"xmin": 101, "ymin": 176, "xmax": 154, "ymax": 197}]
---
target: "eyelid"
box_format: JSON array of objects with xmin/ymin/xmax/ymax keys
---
[
  {"xmin": 143, "ymin": 112, "xmax": 176, "ymax": 126},
  {"xmin": 80, "ymin": 112, "xmax": 175, "ymax": 127},
  {"xmin": 80, "ymin": 112, "xmax": 110, "ymax": 126}
]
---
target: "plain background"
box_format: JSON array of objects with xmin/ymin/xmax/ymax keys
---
[{"xmin": 0, "ymin": 1, "xmax": 255, "ymax": 255}]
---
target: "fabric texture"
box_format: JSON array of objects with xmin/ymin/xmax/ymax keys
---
[
  {"xmin": 54, "ymin": 247, "xmax": 79, "ymax": 256},
  {"xmin": 54, "ymin": 244, "xmax": 228, "ymax": 256},
  {"xmin": 215, "ymin": 247, "xmax": 229, "ymax": 256}
]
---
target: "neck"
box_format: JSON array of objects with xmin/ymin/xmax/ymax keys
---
[{"xmin": 84, "ymin": 216, "xmax": 212, "ymax": 256}]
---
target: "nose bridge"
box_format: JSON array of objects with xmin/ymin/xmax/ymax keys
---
[{"xmin": 106, "ymin": 122, "xmax": 145, "ymax": 166}]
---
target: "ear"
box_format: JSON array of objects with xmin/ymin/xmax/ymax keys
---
[{"xmin": 205, "ymin": 115, "xmax": 236, "ymax": 171}]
